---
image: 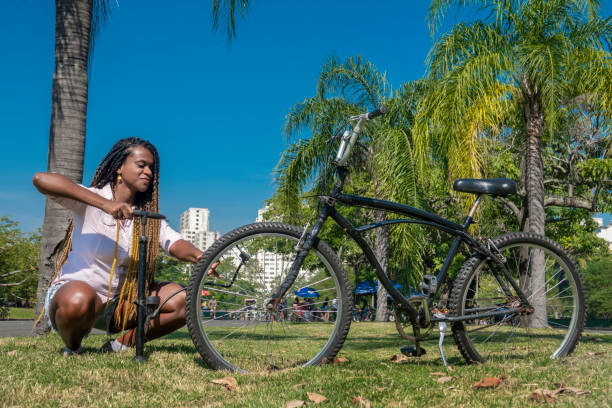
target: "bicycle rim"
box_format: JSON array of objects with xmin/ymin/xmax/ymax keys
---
[
  {"xmin": 452, "ymin": 237, "xmax": 584, "ymax": 363},
  {"xmin": 190, "ymin": 229, "xmax": 347, "ymax": 372}
]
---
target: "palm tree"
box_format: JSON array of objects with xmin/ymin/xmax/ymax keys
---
[
  {"xmin": 416, "ymin": 0, "xmax": 612, "ymax": 326},
  {"xmin": 34, "ymin": 0, "xmax": 95, "ymax": 334},
  {"xmin": 275, "ymin": 56, "xmax": 424, "ymax": 321},
  {"xmin": 34, "ymin": 0, "xmax": 251, "ymax": 334}
]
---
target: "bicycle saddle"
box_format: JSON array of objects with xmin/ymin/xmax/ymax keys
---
[{"xmin": 453, "ymin": 178, "xmax": 517, "ymax": 196}]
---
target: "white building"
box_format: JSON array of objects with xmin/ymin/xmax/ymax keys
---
[
  {"xmin": 254, "ymin": 206, "xmax": 291, "ymax": 290},
  {"xmin": 594, "ymin": 217, "xmax": 612, "ymax": 250},
  {"xmin": 179, "ymin": 207, "xmax": 220, "ymax": 251}
]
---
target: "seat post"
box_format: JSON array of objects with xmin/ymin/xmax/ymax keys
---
[
  {"xmin": 462, "ymin": 194, "xmax": 482, "ymax": 229},
  {"xmin": 468, "ymin": 194, "xmax": 482, "ymax": 218}
]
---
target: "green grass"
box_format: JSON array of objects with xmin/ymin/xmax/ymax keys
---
[
  {"xmin": 0, "ymin": 323, "xmax": 610, "ymax": 407},
  {"xmin": 7, "ymin": 307, "xmax": 35, "ymax": 319}
]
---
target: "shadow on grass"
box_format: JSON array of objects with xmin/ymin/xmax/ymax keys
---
[
  {"xmin": 579, "ymin": 333, "xmax": 612, "ymax": 344},
  {"xmin": 160, "ymin": 330, "xmax": 192, "ymax": 340},
  {"xmin": 149, "ymin": 343, "xmax": 195, "ymax": 354}
]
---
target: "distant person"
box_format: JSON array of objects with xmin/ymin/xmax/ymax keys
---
[
  {"xmin": 322, "ymin": 297, "xmax": 330, "ymax": 322},
  {"xmin": 33, "ymin": 137, "xmax": 203, "ymax": 355},
  {"xmin": 209, "ymin": 296, "xmax": 217, "ymax": 319},
  {"xmin": 292, "ymin": 297, "xmax": 302, "ymax": 320},
  {"xmin": 279, "ymin": 297, "xmax": 288, "ymax": 321}
]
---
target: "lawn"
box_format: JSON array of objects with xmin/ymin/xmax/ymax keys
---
[
  {"xmin": 0, "ymin": 323, "xmax": 609, "ymax": 407},
  {"xmin": 7, "ymin": 307, "xmax": 35, "ymax": 320}
]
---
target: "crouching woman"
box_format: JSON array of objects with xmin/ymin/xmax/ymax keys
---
[{"xmin": 33, "ymin": 137, "xmax": 202, "ymax": 355}]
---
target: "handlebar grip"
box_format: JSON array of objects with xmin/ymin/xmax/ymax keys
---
[
  {"xmin": 133, "ymin": 210, "xmax": 166, "ymax": 219},
  {"xmin": 366, "ymin": 106, "xmax": 388, "ymax": 119}
]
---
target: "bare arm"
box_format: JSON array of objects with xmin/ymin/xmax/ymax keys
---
[
  {"xmin": 169, "ymin": 239, "xmax": 203, "ymax": 264},
  {"xmin": 32, "ymin": 172, "xmax": 132, "ymax": 219}
]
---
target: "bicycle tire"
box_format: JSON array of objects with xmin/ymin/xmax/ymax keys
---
[
  {"xmin": 185, "ymin": 222, "xmax": 353, "ymax": 372},
  {"xmin": 450, "ymin": 232, "xmax": 586, "ymax": 364}
]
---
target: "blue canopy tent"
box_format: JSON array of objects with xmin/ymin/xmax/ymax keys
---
[
  {"xmin": 354, "ymin": 280, "xmax": 403, "ymax": 310},
  {"xmin": 354, "ymin": 281, "xmax": 376, "ymax": 295},
  {"xmin": 354, "ymin": 280, "xmax": 402, "ymax": 294},
  {"xmin": 294, "ymin": 287, "xmax": 320, "ymax": 298}
]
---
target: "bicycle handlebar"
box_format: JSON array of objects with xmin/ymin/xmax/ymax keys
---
[
  {"xmin": 333, "ymin": 106, "xmax": 387, "ymax": 167},
  {"xmin": 366, "ymin": 106, "xmax": 388, "ymax": 120}
]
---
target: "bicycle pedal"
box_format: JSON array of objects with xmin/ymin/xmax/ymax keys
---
[
  {"xmin": 420, "ymin": 275, "xmax": 437, "ymax": 296},
  {"xmin": 400, "ymin": 345, "xmax": 426, "ymax": 357}
]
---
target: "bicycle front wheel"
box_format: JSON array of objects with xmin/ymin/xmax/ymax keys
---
[
  {"xmin": 450, "ymin": 232, "xmax": 586, "ymax": 364},
  {"xmin": 185, "ymin": 222, "xmax": 352, "ymax": 372}
]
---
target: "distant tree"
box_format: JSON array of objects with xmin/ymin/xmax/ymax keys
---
[
  {"xmin": 583, "ymin": 255, "xmax": 612, "ymax": 319},
  {"xmin": 155, "ymin": 255, "xmax": 189, "ymax": 286},
  {"xmin": 0, "ymin": 217, "xmax": 40, "ymax": 305}
]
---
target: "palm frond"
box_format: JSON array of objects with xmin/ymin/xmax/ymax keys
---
[
  {"xmin": 212, "ymin": 0, "xmax": 250, "ymax": 42},
  {"xmin": 317, "ymin": 56, "xmax": 388, "ymax": 109},
  {"xmin": 284, "ymin": 97, "xmax": 357, "ymax": 141}
]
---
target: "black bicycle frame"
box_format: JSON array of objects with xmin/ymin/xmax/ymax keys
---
[{"xmin": 268, "ymin": 168, "xmax": 530, "ymax": 326}]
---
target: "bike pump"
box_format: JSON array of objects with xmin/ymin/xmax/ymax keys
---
[{"xmin": 132, "ymin": 210, "xmax": 165, "ymax": 363}]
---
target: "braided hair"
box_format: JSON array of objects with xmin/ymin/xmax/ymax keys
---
[{"xmin": 52, "ymin": 137, "xmax": 161, "ymax": 330}]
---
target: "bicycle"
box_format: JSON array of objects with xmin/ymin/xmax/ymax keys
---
[{"xmin": 185, "ymin": 107, "xmax": 586, "ymax": 372}]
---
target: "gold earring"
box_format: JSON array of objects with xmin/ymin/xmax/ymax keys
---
[{"xmin": 117, "ymin": 175, "xmax": 122, "ymax": 183}]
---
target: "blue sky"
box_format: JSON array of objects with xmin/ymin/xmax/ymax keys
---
[{"xmin": 1, "ymin": 1, "xmax": 611, "ymax": 234}]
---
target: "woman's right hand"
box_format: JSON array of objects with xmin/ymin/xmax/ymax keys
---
[{"xmin": 103, "ymin": 200, "xmax": 134, "ymax": 220}]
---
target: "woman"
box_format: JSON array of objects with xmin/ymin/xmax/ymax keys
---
[{"xmin": 33, "ymin": 137, "xmax": 202, "ymax": 355}]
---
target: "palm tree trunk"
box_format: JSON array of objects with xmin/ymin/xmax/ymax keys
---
[
  {"xmin": 374, "ymin": 209, "xmax": 390, "ymax": 322},
  {"xmin": 522, "ymin": 90, "xmax": 548, "ymax": 328},
  {"xmin": 34, "ymin": 0, "xmax": 91, "ymax": 335}
]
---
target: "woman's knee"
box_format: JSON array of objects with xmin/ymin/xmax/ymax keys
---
[
  {"xmin": 159, "ymin": 284, "xmax": 186, "ymax": 319},
  {"xmin": 169, "ymin": 290, "xmax": 186, "ymax": 320},
  {"xmin": 52, "ymin": 281, "xmax": 100, "ymax": 323}
]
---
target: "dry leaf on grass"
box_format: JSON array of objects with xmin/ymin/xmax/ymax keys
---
[
  {"xmin": 472, "ymin": 375, "xmax": 506, "ymax": 389},
  {"xmin": 437, "ymin": 376, "xmax": 452, "ymax": 384},
  {"xmin": 351, "ymin": 396, "xmax": 371, "ymax": 407},
  {"xmin": 447, "ymin": 366, "xmax": 455, "ymax": 371},
  {"xmin": 211, "ymin": 377, "xmax": 238, "ymax": 391},
  {"xmin": 7, "ymin": 350, "xmax": 17, "ymax": 356},
  {"xmin": 530, "ymin": 389, "xmax": 555, "ymax": 403},
  {"xmin": 286, "ymin": 400, "xmax": 305, "ymax": 408},
  {"xmin": 307, "ymin": 392, "xmax": 328, "ymax": 403},
  {"xmin": 430, "ymin": 371, "xmax": 445, "ymax": 376},
  {"xmin": 306, "ymin": 392, "xmax": 328, "ymax": 403},
  {"xmin": 587, "ymin": 352, "xmax": 604, "ymax": 356},
  {"xmin": 292, "ymin": 382, "xmax": 308, "ymax": 389},
  {"xmin": 334, "ymin": 356, "xmax": 349, "ymax": 364},
  {"xmin": 390, "ymin": 354, "xmax": 409, "ymax": 363}
]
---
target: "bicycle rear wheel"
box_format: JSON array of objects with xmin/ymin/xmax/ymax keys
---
[
  {"xmin": 186, "ymin": 222, "xmax": 352, "ymax": 372},
  {"xmin": 450, "ymin": 232, "xmax": 586, "ymax": 364}
]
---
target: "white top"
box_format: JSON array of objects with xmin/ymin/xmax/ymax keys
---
[{"xmin": 50, "ymin": 183, "xmax": 183, "ymax": 302}]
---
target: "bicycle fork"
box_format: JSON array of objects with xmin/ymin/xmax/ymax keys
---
[{"xmin": 265, "ymin": 205, "xmax": 331, "ymax": 311}]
